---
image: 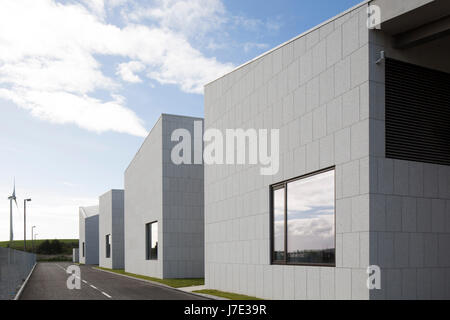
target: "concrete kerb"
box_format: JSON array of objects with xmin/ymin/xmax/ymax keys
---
[
  {"xmin": 13, "ymin": 262, "xmax": 37, "ymax": 300},
  {"xmin": 91, "ymin": 266, "xmax": 221, "ymax": 300}
]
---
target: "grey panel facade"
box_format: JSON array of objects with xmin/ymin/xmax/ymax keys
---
[
  {"xmin": 99, "ymin": 190, "xmax": 125, "ymax": 270},
  {"xmin": 204, "ymin": 0, "xmax": 450, "ymax": 300},
  {"xmin": 79, "ymin": 206, "xmax": 99, "ymax": 265},
  {"xmin": 368, "ymin": 7, "xmax": 450, "ymax": 299},
  {"xmin": 125, "ymin": 114, "xmax": 204, "ymax": 279},
  {"xmin": 73, "ymin": 248, "xmax": 79, "ymax": 263},
  {"xmin": 205, "ymin": 2, "xmax": 371, "ymax": 300}
]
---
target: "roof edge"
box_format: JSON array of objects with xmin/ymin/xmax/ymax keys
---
[
  {"xmin": 125, "ymin": 113, "xmax": 204, "ymax": 173},
  {"xmin": 204, "ymin": 0, "xmax": 370, "ymax": 88}
]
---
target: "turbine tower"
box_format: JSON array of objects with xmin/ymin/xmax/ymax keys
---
[{"xmin": 7, "ymin": 179, "xmax": 18, "ymax": 247}]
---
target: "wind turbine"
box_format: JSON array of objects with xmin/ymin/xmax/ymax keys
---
[{"xmin": 7, "ymin": 179, "xmax": 18, "ymax": 247}]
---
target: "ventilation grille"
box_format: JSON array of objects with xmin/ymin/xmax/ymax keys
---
[{"xmin": 385, "ymin": 58, "xmax": 450, "ymax": 166}]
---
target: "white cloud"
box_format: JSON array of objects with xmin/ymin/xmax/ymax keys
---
[
  {"xmin": 0, "ymin": 88, "xmax": 148, "ymax": 137},
  {"xmin": 123, "ymin": 0, "xmax": 226, "ymax": 38},
  {"xmin": 116, "ymin": 61, "xmax": 145, "ymax": 83},
  {"xmin": 0, "ymin": 0, "xmax": 234, "ymax": 136},
  {"xmin": 121, "ymin": 0, "xmax": 279, "ymax": 51},
  {"xmin": 285, "ymin": 215, "xmax": 334, "ymax": 239},
  {"xmin": 81, "ymin": 0, "xmax": 106, "ymax": 19},
  {"xmin": 274, "ymin": 215, "xmax": 334, "ymax": 250},
  {"xmin": 274, "ymin": 170, "xmax": 335, "ymax": 214},
  {"xmin": 273, "ymin": 171, "xmax": 335, "ymax": 251}
]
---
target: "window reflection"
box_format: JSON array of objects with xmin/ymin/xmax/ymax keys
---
[
  {"xmin": 146, "ymin": 221, "xmax": 158, "ymax": 260},
  {"xmin": 151, "ymin": 222, "xmax": 158, "ymax": 260},
  {"xmin": 271, "ymin": 169, "xmax": 335, "ymax": 266},
  {"xmin": 273, "ymin": 188, "xmax": 285, "ymax": 262},
  {"xmin": 287, "ymin": 170, "xmax": 335, "ymax": 265}
]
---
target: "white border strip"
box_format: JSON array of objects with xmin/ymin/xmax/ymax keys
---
[
  {"xmin": 13, "ymin": 262, "xmax": 37, "ymax": 300},
  {"xmin": 204, "ymin": 0, "xmax": 370, "ymax": 87}
]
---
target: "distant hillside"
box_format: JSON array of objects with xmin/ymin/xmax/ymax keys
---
[{"xmin": 0, "ymin": 239, "xmax": 78, "ymax": 254}]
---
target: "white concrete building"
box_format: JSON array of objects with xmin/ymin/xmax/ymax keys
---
[
  {"xmin": 79, "ymin": 206, "xmax": 99, "ymax": 265},
  {"xmin": 124, "ymin": 114, "xmax": 204, "ymax": 279},
  {"xmin": 204, "ymin": 0, "xmax": 450, "ymax": 299},
  {"xmin": 99, "ymin": 189, "xmax": 125, "ymax": 270}
]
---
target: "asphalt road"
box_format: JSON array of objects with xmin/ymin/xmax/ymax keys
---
[{"xmin": 19, "ymin": 262, "xmax": 205, "ymax": 300}]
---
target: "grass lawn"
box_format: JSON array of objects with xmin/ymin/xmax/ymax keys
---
[
  {"xmin": 193, "ymin": 289, "xmax": 263, "ymax": 300},
  {"xmin": 95, "ymin": 267, "xmax": 204, "ymax": 288}
]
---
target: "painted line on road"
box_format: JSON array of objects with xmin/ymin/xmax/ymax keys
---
[
  {"xmin": 56, "ymin": 263, "xmax": 113, "ymax": 299},
  {"xmin": 14, "ymin": 262, "xmax": 37, "ymax": 300},
  {"xmin": 56, "ymin": 264, "xmax": 66, "ymax": 271}
]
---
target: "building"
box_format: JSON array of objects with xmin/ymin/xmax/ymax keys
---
[
  {"xmin": 204, "ymin": 0, "xmax": 450, "ymax": 299},
  {"xmin": 73, "ymin": 248, "xmax": 79, "ymax": 263},
  {"xmin": 124, "ymin": 114, "xmax": 204, "ymax": 279},
  {"xmin": 99, "ymin": 189, "xmax": 125, "ymax": 270},
  {"xmin": 79, "ymin": 206, "xmax": 99, "ymax": 265}
]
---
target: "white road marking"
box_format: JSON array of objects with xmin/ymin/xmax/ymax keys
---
[
  {"xmin": 55, "ymin": 264, "xmax": 66, "ymax": 271},
  {"xmin": 54, "ymin": 263, "xmax": 112, "ymax": 299}
]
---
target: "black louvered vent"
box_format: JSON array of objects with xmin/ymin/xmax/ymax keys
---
[{"xmin": 385, "ymin": 58, "xmax": 450, "ymax": 166}]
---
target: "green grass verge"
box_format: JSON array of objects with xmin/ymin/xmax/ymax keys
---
[
  {"xmin": 37, "ymin": 255, "xmax": 73, "ymax": 262},
  {"xmin": 95, "ymin": 267, "xmax": 204, "ymax": 288},
  {"xmin": 193, "ymin": 289, "xmax": 263, "ymax": 300}
]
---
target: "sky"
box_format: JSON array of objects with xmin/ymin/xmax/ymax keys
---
[
  {"xmin": 274, "ymin": 170, "xmax": 335, "ymax": 252},
  {"xmin": 0, "ymin": 0, "xmax": 362, "ymax": 241}
]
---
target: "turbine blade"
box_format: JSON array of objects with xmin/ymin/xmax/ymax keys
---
[{"xmin": 14, "ymin": 198, "xmax": 18, "ymax": 209}]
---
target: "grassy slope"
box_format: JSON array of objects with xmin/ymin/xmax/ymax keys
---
[
  {"xmin": 193, "ymin": 289, "xmax": 263, "ymax": 300},
  {"xmin": 95, "ymin": 267, "xmax": 204, "ymax": 288}
]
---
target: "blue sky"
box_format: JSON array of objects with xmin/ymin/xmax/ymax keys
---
[{"xmin": 0, "ymin": 0, "xmax": 362, "ymax": 241}]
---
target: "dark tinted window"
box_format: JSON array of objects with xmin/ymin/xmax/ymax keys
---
[{"xmin": 106, "ymin": 234, "xmax": 111, "ymax": 258}]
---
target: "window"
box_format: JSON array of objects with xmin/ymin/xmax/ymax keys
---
[
  {"xmin": 271, "ymin": 168, "xmax": 335, "ymax": 266},
  {"xmin": 82, "ymin": 242, "xmax": 85, "ymax": 257},
  {"xmin": 273, "ymin": 187, "xmax": 285, "ymax": 262},
  {"xmin": 145, "ymin": 221, "xmax": 158, "ymax": 260},
  {"xmin": 105, "ymin": 234, "xmax": 111, "ymax": 258}
]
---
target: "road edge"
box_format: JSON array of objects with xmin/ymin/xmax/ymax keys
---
[
  {"xmin": 91, "ymin": 266, "xmax": 221, "ymax": 300},
  {"xmin": 13, "ymin": 262, "xmax": 37, "ymax": 300}
]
